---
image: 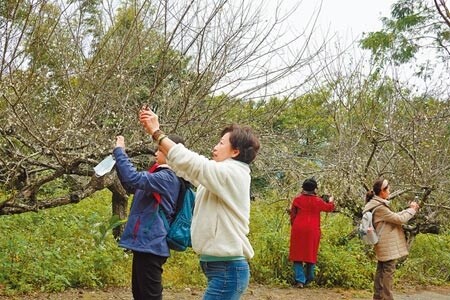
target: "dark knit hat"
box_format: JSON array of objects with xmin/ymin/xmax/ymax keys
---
[{"xmin": 302, "ymin": 178, "xmax": 317, "ymax": 192}]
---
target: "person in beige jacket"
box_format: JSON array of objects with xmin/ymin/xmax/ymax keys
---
[{"xmin": 363, "ymin": 178, "xmax": 420, "ymax": 300}]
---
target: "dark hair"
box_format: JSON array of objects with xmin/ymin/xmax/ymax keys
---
[
  {"xmin": 221, "ymin": 124, "xmax": 260, "ymax": 164},
  {"xmin": 302, "ymin": 178, "xmax": 317, "ymax": 192},
  {"xmin": 365, "ymin": 178, "xmax": 388, "ymax": 202},
  {"xmin": 154, "ymin": 134, "xmax": 184, "ymax": 153},
  {"xmin": 168, "ymin": 134, "xmax": 185, "ymax": 145}
]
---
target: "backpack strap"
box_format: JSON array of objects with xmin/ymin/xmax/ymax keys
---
[
  {"xmin": 144, "ymin": 165, "xmax": 174, "ymax": 231},
  {"xmin": 371, "ymin": 204, "xmax": 384, "ymax": 213},
  {"xmin": 371, "ymin": 204, "xmax": 387, "ymax": 239},
  {"xmin": 157, "ymin": 176, "xmax": 190, "ymax": 229},
  {"xmin": 362, "ymin": 203, "xmax": 383, "ymax": 214},
  {"xmin": 159, "ymin": 207, "xmax": 170, "ymax": 232}
]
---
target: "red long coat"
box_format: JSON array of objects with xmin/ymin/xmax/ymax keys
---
[{"xmin": 289, "ymin": 193, "xmax": 335, "ymax": 263}]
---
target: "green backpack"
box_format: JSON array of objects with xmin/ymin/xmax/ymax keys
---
[{"xmin": 159, "ymin": 178, "xmax": 195, "ymax": 251}]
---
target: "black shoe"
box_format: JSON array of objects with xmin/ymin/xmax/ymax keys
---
[{"xmin": 294, "ymin": 282, "xmax": 304, "ymax": 288}]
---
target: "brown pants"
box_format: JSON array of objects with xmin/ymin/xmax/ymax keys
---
[{"xmin": 373, "ymin": 259, "xmax": 396, "ymax": 300}]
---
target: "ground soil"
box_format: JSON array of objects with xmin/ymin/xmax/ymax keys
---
[{"xmin": 1, "ymin": 284, "xmax": 450, "ymax": 300}]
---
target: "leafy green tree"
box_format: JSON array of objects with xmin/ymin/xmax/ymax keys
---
[{"xmin": 360, "ymin": 0, "xmax": 450, "ymax": 78}]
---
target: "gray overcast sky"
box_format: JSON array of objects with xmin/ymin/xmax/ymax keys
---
[
  {"xmin": 272, "ymin": 0, "xmax": 395, "ymax": 46},
  {"xmin": 303, "ymin": 0, "xmax": 446, "ymax": 95},
  {"xmin": 303, "ymin": 0, "xmax": 394, "ymax": 38},
  {"xmin": 223, "ymin": 0, "xmax": 397, "ymax": 98}
]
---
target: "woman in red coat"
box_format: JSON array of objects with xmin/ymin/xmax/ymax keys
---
[{"xmin": 289, "ymin": 178, "xmax": 335, "ymax": 288}]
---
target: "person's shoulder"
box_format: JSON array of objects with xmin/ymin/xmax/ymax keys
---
[
  {"xmin": 312, "ymin": 194, "xmax": 328, "ymax": 204},
  {"xmin": 224, "ymin": 158, "xmax": 249, "ymax": 167},
  {"xmin": 218, "ymin": 159, "xmax": 250, "ymax": 174},
  {"xmin": 303, "ymin": 193, "xmax": 318, "ymax": 198},
  {"xmin": 363, "ymin": 200, "xmax": 377, "ymax": 211},
  {"xmin": 153, "ymin": 166, "xmax": 178, "ymax": 179},
  {"xmin": 294, "ymin": 193, "xmax": 310, "ymax": 201},
  {"xmin": 156, "ymin": 165, "xmax": 171, "ymax": 171},
  {"xmin": 293, "ymin": 193, "xmax": 303, "ymax": 200},
  {"xmin": 364, "ymin": 200, "xmax": 387, "ymax": 211}
]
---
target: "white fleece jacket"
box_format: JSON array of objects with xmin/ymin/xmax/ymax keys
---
[{"xmin": 167, "ymin": 143, "xmax": 254, "ymax": 259}]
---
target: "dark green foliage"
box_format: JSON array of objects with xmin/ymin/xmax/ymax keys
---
[
  {"xmin": 1, "ymin": 190, "xmax": 449, "ymax": 295},
  {"xmin": 249, "ymin": 198, "xmax": 374, "ymax": 289},
  {"xmin": 360, "ymin": 31, "xmax": 394, "ymax": 53},
  {"xmin": 0, "ymin": 190, "xmax": 131, "ymax": 295},
  {"xmin": 249, "ymin": 200, "xmax": 292, "ymax": 285},
  {"xmin": 316, "ymin": 214, "xmax": 375, "ymax": 289},
  {"xmin": 360, "ymin": 0, "xmax": 449, "ymax": 69},
  {"xmin": 397, "ymin": 233, "xmax": 450, "ymax": 284}
]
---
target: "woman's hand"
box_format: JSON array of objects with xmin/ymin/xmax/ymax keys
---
[
  {"xmin": 139, "ymin": 106, "xmax": 160, "ymax": 135},
  {"xmin": 115, "ymin": 135, "xmax": 125, "ymax": 149},
  {"xmin": 409, "ymin": 201, "xmax": 420, "ymax": 211}
]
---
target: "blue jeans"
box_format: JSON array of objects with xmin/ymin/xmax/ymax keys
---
[
  {"xmin": 200, "ymin": 260, "xmax": 250, "ymax": 300},
  {"xmin": 293, "ymin": 261, "xmax": 315, "ymax": 284}
]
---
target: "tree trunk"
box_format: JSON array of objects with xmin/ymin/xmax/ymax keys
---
[
  {"xmin": 108, "ymin": 177, "xmax": 129, "ymax": 240},
  {"xmin": 111, "ymin": 191, "xmax": 128, "ymax": 239}
]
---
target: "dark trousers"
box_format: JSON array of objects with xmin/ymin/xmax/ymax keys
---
[
  {"xmin": 373, "ymin": 259, "xmax": 396, "ymax": 300},
  {"xmin": 132, "ymin": 251, "xmax": 167, "ymax": 300}
]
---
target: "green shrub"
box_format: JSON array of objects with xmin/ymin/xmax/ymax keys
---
[
  {"xmin": 164, "ymin": 249, "xmax": 206, "ymax": 288},
  {"xmin": 397, "ymin": 232, "xmax": 450, "ymax": 285},
  {"xmin": 317, "ymin": 214, "xmax": 374, "ymax": 289},
  {"xmin": 1, "ymin": 189, "xmax": 449, "ymax": 295},
  {"xmin": 0, "ymin": 190, "xmax": 130, "ymax": 295},
  {"xmin": 249, "ymin": 199, "xmax": 292, "ymax": 286}
]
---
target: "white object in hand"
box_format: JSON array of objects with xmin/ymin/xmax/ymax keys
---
[{"xmin": 94, "ymin": 155, "xmax": 116, "ymax": 177}]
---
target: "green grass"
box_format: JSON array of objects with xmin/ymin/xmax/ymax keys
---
[
  {"xmin": 0, "ymin": 190, "xmax": 130, "ymax": 295},
  {"xmin": 0, "ymin": 190, "xmax": 449, "ymax": 295}
]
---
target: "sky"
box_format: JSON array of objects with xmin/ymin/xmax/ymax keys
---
[
  {"xmin": 299, "ymin": 0, "xmax": 394, "ymax": 40},
  {"xmin": 272, "ymin": 0, "xmax": 397, "ymax": 57},
  {"xmin": 297, "ymin": 0, "xmax": 446, "ymax": 96},
  {"xmin": 223, "ymin": 0, "xmax": 397, "ymax": 98}
]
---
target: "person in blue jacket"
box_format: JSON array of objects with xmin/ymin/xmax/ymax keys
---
[{"xmin": 113, "ymin": 134, "xmax": 184, "ymax": 300}]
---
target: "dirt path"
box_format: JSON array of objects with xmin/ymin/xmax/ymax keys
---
[{"xmin": 1, "ymin": 284, "xmax": 449, "ymax": 300}]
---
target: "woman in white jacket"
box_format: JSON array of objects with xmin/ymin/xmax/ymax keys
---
[
  {"xmin": 363, "ymin": 178, "xmax": 419, "ymax": 300},
  {"xmin": 139, "ymin": 107, "xmax": 260, "ymax": 300}
]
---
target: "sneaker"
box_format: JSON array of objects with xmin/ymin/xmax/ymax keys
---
[{"xmin": 294, "ymin": 282, "xmax": 304, "ymax": 288}]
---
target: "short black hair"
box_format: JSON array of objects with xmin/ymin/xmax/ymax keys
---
[
  {"xmin": 168, "ymin": 134, "xmax": 185, "ymax": 145},
  {"xmin": 302, "ymin": 178, "xmax": 317, "ymax": 192}
]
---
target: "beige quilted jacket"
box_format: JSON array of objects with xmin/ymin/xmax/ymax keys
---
[{"xmin": 363, "ymin": 196, "xmax": 417, "ymax": 262}]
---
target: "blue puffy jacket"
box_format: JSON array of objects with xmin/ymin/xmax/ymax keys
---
[{"xmin": 113, "ymin": 147, "xmax": 180, "ymax": 257}]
